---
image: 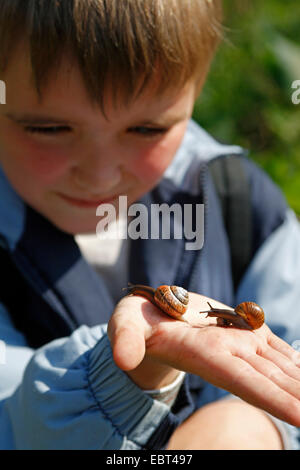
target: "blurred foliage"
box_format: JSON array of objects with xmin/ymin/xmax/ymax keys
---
[{"xmin": 193, "ymin": 0, "xmax": 300, "ymax": 214}]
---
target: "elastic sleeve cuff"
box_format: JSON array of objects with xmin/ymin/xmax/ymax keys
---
[
  {"xmin": 88, "ymin": 334, "xmax": 171, "ymax": 448},
  {"xmin": 145, "ymin": 374, "xmax": 197, "ymax": 449}
]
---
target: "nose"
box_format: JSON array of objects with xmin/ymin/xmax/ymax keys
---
[{"xmin": 72, "ymin": 157, "xmax": 122, "ymax": 195}]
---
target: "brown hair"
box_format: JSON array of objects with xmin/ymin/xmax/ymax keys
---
[{"xmin": 0, "ymin": 0, "xmax": 222, "ymax": 112}]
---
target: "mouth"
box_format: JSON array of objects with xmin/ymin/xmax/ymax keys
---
[{"xmin": 58, "ymin": 193, "xmax": 118, "ymax": 208}]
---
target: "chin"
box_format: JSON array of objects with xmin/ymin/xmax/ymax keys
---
[{"xmin": 47, "ymin": 215, "xmax": 98, "ymax": 236}]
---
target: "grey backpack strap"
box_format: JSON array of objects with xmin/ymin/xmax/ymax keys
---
[{"xmin": 208, "ymin": 155, "xmax": 252, "ymax": 290}]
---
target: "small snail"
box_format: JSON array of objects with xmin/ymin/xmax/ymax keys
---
[
  {"xmin": 124, "ymin": 283, "xmax": 189, "ymax": 321},
  {"xmin": 199, "ymin": 301, "xmax": 265, "ymax": 330}
]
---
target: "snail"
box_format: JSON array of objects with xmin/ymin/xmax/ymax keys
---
[
  {"xmin": 124, "ymin": 283, "xmax": 189, "ymax": 321},
  {"xmin": 199, "ymin": 301, "xmax": 265, "ymax": 330}
]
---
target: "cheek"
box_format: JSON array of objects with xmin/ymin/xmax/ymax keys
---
[
  {"xmin": 3, "ymin": 136, "xmax": 70, "ymax": 185},
  {"xmin": 131, "ymin": 125, "xmax": 187, "ymax": 184}
]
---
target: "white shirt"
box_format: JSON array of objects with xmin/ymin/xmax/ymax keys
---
[{"xmin": 75, "ymin": 215, "xmax": 130, "ymax": 303}]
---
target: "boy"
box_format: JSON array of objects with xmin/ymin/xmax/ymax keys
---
[{"xmin": 0, "ymin": 0, "xmax": 299, "ymax": 449}]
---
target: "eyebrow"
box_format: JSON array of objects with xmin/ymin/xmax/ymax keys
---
[
  {"xmin": 4, "ymin": 112, "xmax": 188, "ymax": 127},
  {"xmin": 4, "ymin": 112, "xmax": 75, "ymax": 125},
  {"xmin": 139, "ymin": 116, "xmax": 186, "ymax": 126}
]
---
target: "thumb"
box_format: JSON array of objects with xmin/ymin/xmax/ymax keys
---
[{"xmin": 108, "ymin": 300, "xmax": 148, "ymax": 371}]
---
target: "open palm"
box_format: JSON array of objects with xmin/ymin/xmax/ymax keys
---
[{"xmin": 108, "ymin": 291, "xmax": 300, "ymax": 427}]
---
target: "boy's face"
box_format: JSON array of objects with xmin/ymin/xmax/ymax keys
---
[{"xmin": 0, "ymin": 44, "xmax": 197, "ymax": 234}]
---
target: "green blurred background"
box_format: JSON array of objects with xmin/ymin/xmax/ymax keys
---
[{"xmin": 192, "ymin": 0, "xmax": 300, "ymax": 215}]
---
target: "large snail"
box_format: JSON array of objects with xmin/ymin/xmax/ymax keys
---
[
  {"xmin": 124, "ymin": 284, "xmax": 189, "ymax": 321},
  {"xmin": 199, "ymin": 301, "xmax": 265, "ymax": 330},
  {"xmin": 124, "ymin": 284, "xmax": 265, "ymax": 330}
]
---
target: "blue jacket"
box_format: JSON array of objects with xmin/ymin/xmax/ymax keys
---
[{"xmin": 0, "ymin": 120, "xmax": 299, "ymax": 449}]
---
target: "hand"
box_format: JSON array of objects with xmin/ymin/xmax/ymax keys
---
[{"xmin": 108, "ymin": 291, "xmax": 300, "ymax": 427}]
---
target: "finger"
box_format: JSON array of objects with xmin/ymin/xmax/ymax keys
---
[
  {"xmin": 208, "ymin": 353, "xmax": 300, "ymax": 427},
  {"xmin": 108, "ymin": 298, "xmax": 150, "ymax": 371},
  {"xmin": 240, "ymin": 353, "xmax": 300, "ymax": 400},
  {"xmin": 108, "ymin": 294, "xmax": 171, "ymax": 370},
  {"xmin": 110, "ymin": 319, "xmax": 146, "ymax": 371},
  {"xmin": 267, "ymin": 332, "xmax": 300, "ymax": 367},
  {"xmin": 259, "ymin": 345, "xmax": 300, "ymax": 382}
]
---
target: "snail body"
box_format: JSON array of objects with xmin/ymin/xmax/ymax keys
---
[
  {"xmin": 199, "ymin": 301, "xmax": 265, "ymax": 330},
  {"xmin": 125, "ymin": 284, "xmax": 189, "ymax": 321}
]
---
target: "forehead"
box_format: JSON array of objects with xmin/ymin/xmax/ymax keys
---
[
  {"xmin": 1, "ymin": 41, "xmax": 196, "ymax": 125},
  {"xmin": 2, "ymin": 42, "xmax": 96, "ymax": 112}
]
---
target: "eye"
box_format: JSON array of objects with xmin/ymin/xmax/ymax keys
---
[
  {"xmin": 129, "ymin": 126, "xmax": 168, "ymax": 137},
  {"xmin": 24, "ymin": 126, "xmax": 71, "ymax": 135}
]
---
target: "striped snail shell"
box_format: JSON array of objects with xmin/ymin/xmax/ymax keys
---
[
  {"xmin": 124, "ymin": 284, "xmax": 189, "ymax": 320},
  {"xmin": 154, "ymin": 285, "xmax": 189, "ymax": 320}
]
